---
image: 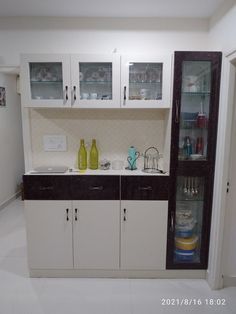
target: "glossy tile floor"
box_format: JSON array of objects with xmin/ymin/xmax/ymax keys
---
[{"xmin": 0, "ymin": 198, "xmax": 236, "ymax": 314}]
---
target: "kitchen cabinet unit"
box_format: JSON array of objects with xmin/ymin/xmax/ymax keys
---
[
  {"xmin": 21, "ymin": 53, "xmax": 172, "ymax": 108},
  {"xmin": 23, "ymin": 174, "xmax": 173, "ymax": 276},
  {"xmin": 121, "ymin": 55, "xmax": 171, "ymax": 108},
  {"xmin": 121, "ymin": 176, "xmax": 169, "ymax": 270},
  {"xmin": 21, "ymin": 54, "xmax": 120, "ymax": 108},
  {"xmin": 25, "ymin": 200, "xmax": 73, "ymax": 269},
  {"xmin": 167, "ymin": 51, "xmax": 222, "ymax": 269},
  {"xmin": 24, "ymin": 175, "xmax": 120, "ymax": 270}
]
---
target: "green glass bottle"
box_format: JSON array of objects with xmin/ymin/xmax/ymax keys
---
[
  {"xmin": 89, "ymin": 139, "xmax": 99, "ymax": 170},
  {"xmin": 78, "ymin": 139, "xmax": 87, "ymax": 170}
]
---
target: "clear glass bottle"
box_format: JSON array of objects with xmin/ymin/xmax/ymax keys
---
[
  {"xmin": 89, "ymin": 139, "xmax": 99, "ymax": 170},
  {"xmin": 78, "ymin": 139, "xmax": 87, "ymax": 170}
]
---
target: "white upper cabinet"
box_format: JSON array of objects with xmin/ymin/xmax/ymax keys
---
[
  {"xmin": 21, "ymin": 54, "xmax": 71, "ymax": 108},
  {"xmin": 21, "ymin": 53, "xmax": 172, "ymax": 108},
  {"xmin": 71, "ymin": 54, "xmax": 120, "ymax": 108},
  {"xmin": 121, "ymin": 55, "xmax": 171, "ymax": 108}
]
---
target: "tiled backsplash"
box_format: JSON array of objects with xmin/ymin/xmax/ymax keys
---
[{"xmin": 29, "ymin": 108, "xmax": 168, "ymax": 170}]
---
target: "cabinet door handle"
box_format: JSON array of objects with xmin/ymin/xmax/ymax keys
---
[
  {"xmin": 123, "ymin": 86, "xmax": 127, "ymax": 105},
  {"xmin": 65, "ymin": 85, "xmax": 68, "ymax": 101},
  {"xmin": 170, "ymin": 212, "xmax": 174, "ymax": 232},
  {"xmin": 138, "ymin": 186, "xmax": 152, "ymax": 191},
  {"xmin": 74, "ymin": 208, "xmax": 78, "ymax": 221},
  {"xmin": 89, "ymin": 186, "xmax": 103, "ymax": 191},
  {"xmin": 73, "ymin": 86, "xmax": 76, "ymax": 101},
  {"xmin": 66, "ymin": 208, "xmax": 69, "ymax": 221},
  {"xmin": 123, "ymin": 208, "xmax": 127, "ymax": 221},
  {"xmin": 175, "ymin": 100, "xmax": 180, "ymax": 123}
]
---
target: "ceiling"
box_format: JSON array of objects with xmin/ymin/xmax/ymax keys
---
[{"xmin": 0, "ymin": 0, "xmax": 232, "ymax": 18}]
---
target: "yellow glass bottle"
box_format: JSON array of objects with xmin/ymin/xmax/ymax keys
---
[
  {"xmin": 89, "ymin": 139, "xmax": 99, "ymax": 170},
  {"xmin": 78, "ymin": 139, "xmax": 87, "ymax": 170}
]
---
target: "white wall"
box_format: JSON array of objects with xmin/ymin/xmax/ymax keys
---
[
  {"xmin": 0, "ymin": 74, "xmax": 24, "ymax": 207},
  {"xmin": 0, "ymin": 17, "xmax": 210, "ymax": 66},
  {"xmin": 209, "ymin": 3, "xmax": 236, "ymax": 52}
]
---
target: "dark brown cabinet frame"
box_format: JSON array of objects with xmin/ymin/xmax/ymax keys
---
[{"xmin": 166, "ymin": 51, "xmax": 222, "ymax": 269}]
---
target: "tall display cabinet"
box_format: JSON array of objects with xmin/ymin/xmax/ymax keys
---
[{"xmin": 167, "ymin": 51, "xmax": 222, "ymax": 269}]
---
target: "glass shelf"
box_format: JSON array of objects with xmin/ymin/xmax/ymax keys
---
[
  {"xmin": 30, "ymin": 81, "xmax": 63, "ymax": 84},
  {"xmin": 129, "ymin": 81, "xmax": 161, "ymax": 85},
  {"xmin": 176, "ymin": 198, "xmax": 204, "ymax": 202},
  {"xmin": 181, "ymin": 91, "xmax": 210, "ymax": 96},
  {"xmin": 80, "ymin": 81, "xmax": 112, "ymax": 84},
  {"xmin": 180, "ymin": 126, "xmax": 208, "ymax": 131}
]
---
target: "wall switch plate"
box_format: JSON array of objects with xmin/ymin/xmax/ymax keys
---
[{"xmin": 43, "ymin": 135, "xmax": 67, "ymax": 152}]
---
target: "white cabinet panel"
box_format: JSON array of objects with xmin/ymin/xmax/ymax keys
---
[
  {"xmin": 73, "ymin": 201, "xmax": 120, "ymax": 269},
  {"xmin": 25, "ymin": 200, "xmax": 73, "ymax": 269},
  {"xmin": 121, "ymin": 200, "xmax": 168, "ymax": 270}
]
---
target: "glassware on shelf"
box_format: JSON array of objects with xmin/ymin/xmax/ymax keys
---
[
  {"xmin": 29, "ymin": 62, "xmax": 63, "ymax": 100},
  {"xmin": 79, "ymin": 62, "xmax": 112, "ymax": 100},
  {"xmin": 128, "ymin": 62, "xmax": 163, "ymax": 100}
]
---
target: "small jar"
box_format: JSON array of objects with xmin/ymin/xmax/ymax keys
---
[{"xmin": 196, "ymin": 113, "xmax": 207, "ymax": 128}]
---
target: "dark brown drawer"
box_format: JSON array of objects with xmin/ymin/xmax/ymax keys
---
[
  {"xmin": 23, "ymin": 175, "xmax": 71, "ymax": 200},
  {"xmin": 121, "ymin": 176, "xmax": 169, "ymax": 200},
  {"xmin": 71, "ymin": 176, "xmax": 120, "ymax": 200}
]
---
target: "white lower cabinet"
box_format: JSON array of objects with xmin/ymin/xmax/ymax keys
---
[
  {"xmin": 73, "ymin": 201, "xmax": 120, "ymax": 269},
  {"xmin": 25, "ymin": 199, "xmax": 168, "ymax": 271},
  {"xmin": 120, "ymin": 201, "xmax": 168, "ymax": 270},
  {"xmin": 25, "ymin": 200, "xmax": 120, "ymax": 270},
  {"xmin": 25, "ymin": 200, "xmax": 73, "ymax": 269}
]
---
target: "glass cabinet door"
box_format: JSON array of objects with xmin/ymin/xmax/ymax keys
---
[
  {"xmin": 71, "ymin": 54, "xmax": 120, "ymax": 108},
  {"xmin": 167, "ymin": 51, "xmax": 222, "ymax": 270},
  {"xmin": 29, "ymin": 62, "xmax": 63, "ymax": 100},
  {"xmin": 179, "ymin": 61, "xmax": 211, "ymax": 161},
  {"xmin": 21, "ymin": 54, "xmax": 71, "ymax": 108},
  {"xmin": 121, "ymin": 55, "xmax": 171, "ymax": 108},
  {"xmin": 128, "ymin": 62, "xmax": 162, "ymax": 101},
  {"xmin": 79, "ymin": 62, "xmax": 112, "ymax": 100},
  {"xmin": 174, "ymin": 175, "xmax": 204, "ymax": 264}
]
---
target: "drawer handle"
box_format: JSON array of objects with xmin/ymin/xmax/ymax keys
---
[
  {"xmin": 138, "ymin": 186, "xmax": 152, "ymax": 191},
  {"xmin": 39, "ymin": 186, "xmax": 54, "ymax": 191},
  {"xmin": 89, "ymin": 186, "xmax": 104, "ymax": 191},
  {"xmin": 66, "ymin": 208, "xmax": 69, "ymax": 221},
  {"xmin": 75, "ymin": 208, "xmax": 78, "ymax": 221}
]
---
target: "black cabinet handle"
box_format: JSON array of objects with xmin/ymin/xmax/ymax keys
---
[
  {"xmin": 138, "ymin": 186, "xmax": 152, "ymax": 191},
  {"xmin": 175, "ymin": 100, "xmax": 180, "ymax": 123},
  {"xmin": 123, "ymin": 208, "xmax": 127, "ymax": 221},
  {"xmin": 75, "ymin": 208, "xmax": 78, "ymax": 221},
  {"xmin": 39, "ymin": 186, "xmax": 54, "ymax": 191},
  {"xmin": 123, "ymin": 86, "xmax": 127, "ymax": 105},
  {"xmin": 170, "ymin": 212, "xmax": 174, "ymax": 232},
  {"xmin": 73, "ymin": 86, "xmax": 76, "ymax": 101},
  {"xmin": 89, "ymin": 186, "xmax": 104, "ymax": 191},
  {"xmin": 66, "ymin": 208, "xmax": 69, "ymax": 221},
  {"xmin": 65, "ymin": 85, "xmax": 68, "ymax": 101}
]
